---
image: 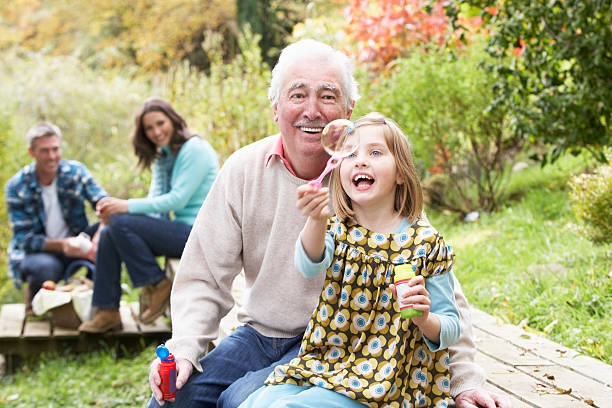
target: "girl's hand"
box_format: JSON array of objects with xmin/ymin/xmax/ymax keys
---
[
  {"xmin": 296, "ymin": 185, "xmax": 330, "ymax": 221},
  {"xmin": 392, "ymin": 275, "xmax": 431, "ymax": 325}
]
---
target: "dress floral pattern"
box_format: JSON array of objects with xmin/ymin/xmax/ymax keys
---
[{"xmin": 266, "ymin": 216, "xmax": 455, "ymax": 408}]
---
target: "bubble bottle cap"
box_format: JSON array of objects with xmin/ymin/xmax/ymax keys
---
[
  {"xmin": 394, "ymin": 264, "xmax": 416, "ymax": 282},
  {"xmin": 156, "ymin": 344, "xmax": 174, "ymax": 362}
]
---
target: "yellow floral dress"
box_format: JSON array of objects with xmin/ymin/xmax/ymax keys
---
[{"xmin": 266, "ymin": 217, "xmax": 455, "ymax": 408}]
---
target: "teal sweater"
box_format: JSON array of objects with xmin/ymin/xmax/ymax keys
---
[{"xmin": 127, "ymin": 137, "xmax": 218, "ymax": 225}]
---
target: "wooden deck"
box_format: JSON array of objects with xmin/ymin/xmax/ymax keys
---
[
  {"xmin": 470, "ymin": 307, "xmax": 612, "ymax": 408},
  {"xmin": 0, "ymin": 301, "xmax": 170, "ymax": 363}
]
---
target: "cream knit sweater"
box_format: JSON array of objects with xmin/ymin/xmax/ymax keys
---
[{"xmin": 166, "ymin": 135, "xmax": 485, "ymax": 397}]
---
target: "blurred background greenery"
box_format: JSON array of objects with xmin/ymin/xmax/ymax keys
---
[{"xmin": 0, "ymin": 0, "xmax": 610, "ymax": 405}]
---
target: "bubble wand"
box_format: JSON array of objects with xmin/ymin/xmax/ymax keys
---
[{"xmin": 309, "ymin": 119, "xmax": 358, "ymax": 189}]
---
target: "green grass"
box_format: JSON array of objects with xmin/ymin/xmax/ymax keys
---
[
  {"xmin": 0, "ymin": 346, "xmax": 154, "ymax": 407},
  {"xmin": 1, "ymin": 156, "xmax": 610, "ymax": 406}
]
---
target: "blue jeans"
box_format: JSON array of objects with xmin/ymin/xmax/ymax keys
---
[
  {"xmin": 146, "ymin": 325, "xmax": 303, "ymax": 408},
  {"xmin": 92, "ymin": 214, "xmax": 191, "ymax": 309},
  {"xmin": 20, "ymin": 224, "xmax": 98, "ymax": 301}
]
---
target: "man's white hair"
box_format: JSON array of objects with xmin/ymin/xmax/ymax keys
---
[
  {"xmin": 268, "ymin": 39, "xmax": 360, "ymax": 109},
  {"xmin": 25, "ymin": 122, "xmax": 62, "ymax": 148}
]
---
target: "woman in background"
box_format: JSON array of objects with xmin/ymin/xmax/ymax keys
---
[{"xmin": 79, "ymin": 97, "xmax": 219, "ymax": 333}]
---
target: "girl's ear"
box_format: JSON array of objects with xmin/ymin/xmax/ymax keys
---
[{"xmin": 396, "ymin": 174, "xmax": 404, "ymax": 185}]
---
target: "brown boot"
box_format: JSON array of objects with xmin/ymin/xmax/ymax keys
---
[
  {"xmin": 78, "ymin": 309, "xmax": 122, "ymax": 333},
  {"xmin": 140, "ymin": 278, "xmax": 172, "ymax": 325}
]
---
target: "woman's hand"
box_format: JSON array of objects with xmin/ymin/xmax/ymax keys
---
[
  {"xmin": 296, "ymin": 184, "xmax": 330, "ymax": 221},
  {"xmin": 96, "ymin": 197, "xmax": 128, "ymax": 222}
]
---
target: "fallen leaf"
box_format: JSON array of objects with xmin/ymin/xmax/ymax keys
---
[
  {"xmin": 584, "ymin": 398, "xmax": 595, "ymax": 406},
  {"xmin": 556, "ymin": 386, "xmax": 572, "ymax": 394},
  {"xmin": 544, "ymin": 373, "xmax": 555, "ymax": 380}
]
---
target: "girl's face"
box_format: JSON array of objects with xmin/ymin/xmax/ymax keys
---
[
  {"xmin": 142, "ymin": 111, "xmax": 174, "ymax": 147},
  {"xmin": 339, "ymin": 125, "xmax": 403, "ymax": 213}
]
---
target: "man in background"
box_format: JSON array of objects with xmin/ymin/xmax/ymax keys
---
[{"xmin": 5, "ymin": 121, "xmax": 106, "ymax": 313}]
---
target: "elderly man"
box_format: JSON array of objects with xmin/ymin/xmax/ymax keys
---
[
  {"xmin": 148, "ymin": 40, "xmax": 511, "ymax": 408},
  {"xmin": 5, "ymin": 122, "xmax": 106, "ymax": 312}
]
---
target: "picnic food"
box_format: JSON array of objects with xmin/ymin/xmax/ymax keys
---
[{"xmin": 42, "ymin": 280, "xmax": 56, "ymax": 290}]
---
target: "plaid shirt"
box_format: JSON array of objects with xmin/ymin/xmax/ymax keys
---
[{"xmin": 5, "ymin": 160, "xmax": 107, "ymax": 286}]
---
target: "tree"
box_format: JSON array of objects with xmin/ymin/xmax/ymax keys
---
[
  {"xmin": 341, "ymin": 0, "xmax": 451, "ymax": 71},
  {"xmin": 442, "ymin": 0, "xmax": 612, "ymax": 164},
  {"xmin": 0, "ymin": 0, "xmax": 238, "ymax": 72},
  {"xmin": 236, "ymin": 0, "xmax": 309, "ymax": 67}
]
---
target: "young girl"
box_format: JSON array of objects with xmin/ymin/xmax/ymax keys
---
[{"xmin": 240, "ymin": 112, "xmax": 460, "ymax": 408}]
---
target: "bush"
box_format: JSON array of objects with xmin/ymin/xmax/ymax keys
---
[
  {"xmin": 165, "ymin": 28, "xmax": 277, "ymax": 163},
  {"xmin": 569, "ymin": 153, "xmax": 612, "ymax": 244},
  {"xmin": 0, "ymin": 50, "xmax": 153, "ymax": 198},
  {"xmin": 355, "ymin": 42, "xmax": 523, "ymax": 215}
]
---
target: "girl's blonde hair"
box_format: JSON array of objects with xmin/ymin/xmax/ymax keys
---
[{"xmin": 331, "ymin": 112, "xmax": 423, "ymax": 223}]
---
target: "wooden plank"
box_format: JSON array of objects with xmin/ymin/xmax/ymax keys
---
[
  {"xmin": 475, "ymin": 327, "xmax": 610, "ymax": 407},
  {"xmin": 482, "ymin": 382, "xmax": 533, "ymax": 408},
  {"xmin": 0, "ymin": 304, "xmax": 26, "ymax": 337},
  {"xmin": 473, "ymin": 327, "xmax": 554, "ymax": 367},
  {"xmin": 22, "ymin": 320, "xmax": 51, "ymax": 337},
  {"xmin": 130, "ymin": 302, "xmax": 170, "ymax": 334},
  {"xmin": 472, "ymin": 308, "xmax": 612, "ymax": 388},
  {"xmin": 119, "ymin": 302, "xmax": 141, "ymax": 335},
  {"xmin": 475, "ymin": 352, "xmax": 593, "ymax": 407},
  {"xmin": 518, "ymin": 365, "xmax": 612, "ymax": 408},
  {"xmin": 52, "ymin": 326, "xmax": 79, "ymax": 337}
]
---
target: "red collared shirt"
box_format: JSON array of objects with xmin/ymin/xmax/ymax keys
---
[{"xmin": 264, "ymin": 134, "xmax": 298, "ymax": 177}]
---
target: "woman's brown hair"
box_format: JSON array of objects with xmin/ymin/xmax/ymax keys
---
[
  {"xmin": 131, "ymin": 97, "xmax": 192, "ymax": 170},
  {"xmin": 330, "ymin": 112, "xmax": 423, "ymax": 223}
]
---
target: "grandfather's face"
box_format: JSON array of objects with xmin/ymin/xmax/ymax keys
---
[{"xmin": 273, "ymin": 58, "xmax": 352, "ymax": 177}]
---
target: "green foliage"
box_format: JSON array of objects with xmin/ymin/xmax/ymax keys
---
[
  {"xmin": 443, "ymin": 0, "xmax": 612, "ymax": 164},
  {"xmin": 0, "ymin": 0, "xmax": 238, "ymax": 73},
  {"xmin": 165, "ymin": 29, "xmax": 277, "ymax": 162},
  {"xmin": 355, "ymin": 43, "xmax": 522, "ymax": 214},
  {"xmin": 237, "ymin": 0, "xmax": 309, "ymax": 67},
  {"xmin": 569, "ymin": 151, "xmax": 612, "ymax": 243}
]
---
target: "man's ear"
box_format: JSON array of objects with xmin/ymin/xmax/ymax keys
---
[
  {"xmin": 272, "ymin": 102, "xmax": 279, "ymax": 123},
  {"xmin": 346, "ymin": 101, "xmax": 355, "ymax": 120},
  {"xmin": 27, "ymin": 146, "xmax": 34, "ymax": 158}
]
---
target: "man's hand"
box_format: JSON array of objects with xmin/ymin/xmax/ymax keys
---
[
  {"xmin": 454, "ymin": 388, "xmax": 512, "ymax": 408},
  {"xmin": 62, "ymin": 237, "xmax": 89, "ymax": 259},
  {"xmin": 149, "ymin": 357, "xmax": 193, "ymax": 405}
]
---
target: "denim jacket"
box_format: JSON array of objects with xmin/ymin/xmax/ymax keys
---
[{"xmin": 5, "ymin": 160, "xmax": 107, "ymax": 287}]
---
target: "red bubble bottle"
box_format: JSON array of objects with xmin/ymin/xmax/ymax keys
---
[{"xmin": 156, "ymin": 344, "xmax": 177, "ymax": 400}]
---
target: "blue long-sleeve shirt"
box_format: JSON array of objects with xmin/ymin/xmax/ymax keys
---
[
  {"xmin": 127, "ymin": 137, "xmax": 219, "ymax": 225},
  {"xmin": 5, "ymin": 160, "xmax": 107, "ymax": 286},
  {"xmin": 295, "ymin": 218, "xmax": 460, "ymax": 351}
]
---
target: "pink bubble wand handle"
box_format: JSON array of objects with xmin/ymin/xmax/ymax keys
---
[{"xmin": 309, "ymin": 155, "xmax": 343, "ymax": 190}]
